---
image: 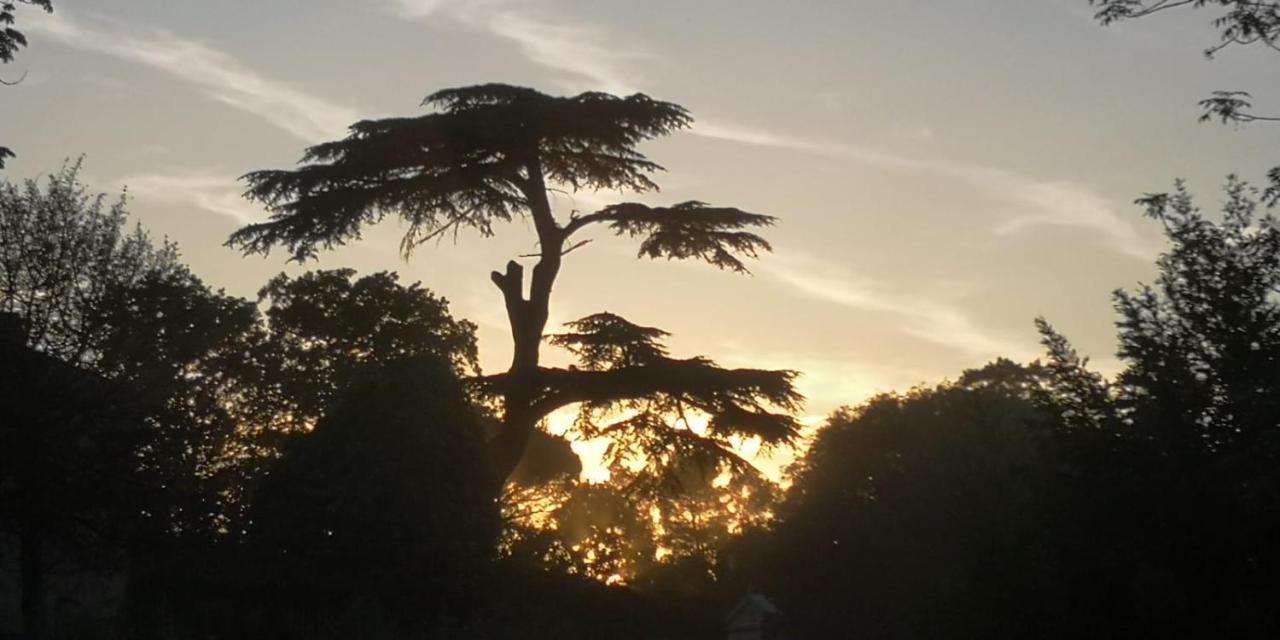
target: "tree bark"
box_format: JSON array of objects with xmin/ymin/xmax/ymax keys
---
[{"xmin": 486, "ymin": 158, "xmax": 565, "ymax": 490}]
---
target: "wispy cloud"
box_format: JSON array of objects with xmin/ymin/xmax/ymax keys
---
[
  {"xmin": 27, "ymin": 11, "xmax": 360, "ymax": 142},
  {"xmin": 118, "ymin": 171, "xmax": 264, "ymax": 225},
  {"xmin": 691, "ymin": 119, "xmax": 1160, "ymax": 258},
  {"xmin": 991, "ymin": 178, "xmax": 1157, "ymax": 259},
  {"xmin": 761, "ymin": 253, "xmax": 1041, "ymax": 362},
  {"xmin": 385, "ymin": 0, "xmax": 648, "ymax": 95},
  {"xmin": 385, "ymin": 0, "xmax": 1156, "ymax": 259},
  {"xmin": 692, "ymin": 120, "xmax": 932, "ymax": 171},
  {"xmin": 49, "ymin": 0, "xmax": 1152, "ymax": 258}
]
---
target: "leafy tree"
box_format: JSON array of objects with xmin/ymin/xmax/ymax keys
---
[
  {"xmin": 0, "ymin": 163, "xmax": 272, "ymax": 540},
  {"xmin": 0, "ymin": 1, "xmax": 50, "ymax": 64},
  {"xmin": 229, "ymin": 84, "xmax": 802, "ymax": 492},
  {"xmin": 250, "ymin": 356, "xmax": 500, "ymax": 621},
  {"xmin": 1087, "ymin": 1, "xmax": 1280, "ymax": 197},
  {"xmin": 747, "ymin": 361, "xmax": 1058, "ymax": 639},
  {"xmin": 0, "ymin": 160, "xmax": 181, "ymax": 361},
  {"xmin": 0, "ymin": 312, "xmax": 141, "ymax": 639},
  {"xmin": 501, "ymin": 453, "xmax": 774, "ymax": 591},
  {"xmin": 257, "ymin": 268, "xmax": 479, "ymax": 427},
  {"xmin": 1, "ymin": 0, "xmax": 54, "ymax": 166},
  {"xmin": 1035, "ymin": 177, "xmax": 1280, "ymax": 635},
  {"xmin": 90, "ymin": 270, "xmax": 276, "ymax": 542}
]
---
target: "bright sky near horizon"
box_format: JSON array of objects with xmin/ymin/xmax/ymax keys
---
[{"xmin": 4, "ymin": 1, "xmax": 1279, "ymax": 473}]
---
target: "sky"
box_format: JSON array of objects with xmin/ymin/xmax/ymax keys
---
[{"xmin": 4, "ymin": 0, "xmax": 1279, "ymax": 474}]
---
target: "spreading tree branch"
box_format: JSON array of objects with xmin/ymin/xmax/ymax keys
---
[{"xmin": 563, "ymin": 201, "xmax": 776, "ymax": 273}]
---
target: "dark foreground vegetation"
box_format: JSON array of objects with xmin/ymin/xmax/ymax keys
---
[
  {"xmin": 5, "ymin": 134, "xmax": 1280, "ymax": 640},
  {"xmin": 5, "ymin": 1, "xmax": 1280, "ymax": 638}
]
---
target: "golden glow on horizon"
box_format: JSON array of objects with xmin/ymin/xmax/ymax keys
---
[{"xmin": 543, "ymin": 406, "xmax": 828, "ymax": 486}]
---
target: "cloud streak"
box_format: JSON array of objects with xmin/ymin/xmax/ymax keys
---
[
  {"xmin": 386, "ymin": 0, "xmax": 647, "ymax": 95},
  {"xmin": 28, "ymin": 11, "xmax": 360, "ymax": 142},
  {"xmin": 383, "ymin": 1, "xmax": 1157, "ymax": 260},
  {"xmin": 34, "ymin": 3, "xmax": 1155, "ymax": 263},
  {"xmin": 691, "ymin": 119, "xmax": 1160, "ymax": 259},
  {"xmin": 118, "ymin": 171, "xmax": 264, "ymax": 225},
  {"xmin": 761, "ymin": 253, "xmax": 1041, "ymax": 362}
]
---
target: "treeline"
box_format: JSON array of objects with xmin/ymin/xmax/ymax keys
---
[
  {"xmin": 0, "ymin": 164, "xmax": 710, "ymax": 639},
  {"xmin": 729, "ymin": 180, "xmax": 1280, "ymax": 638},
  {"xmin": 5, "ymin": 166, "xmax": 1280, "ymax": 639}
]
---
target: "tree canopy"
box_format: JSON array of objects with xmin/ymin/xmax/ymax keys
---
[
  {"xmin": 251, "ymin": 356, "xmax": 499, "ymax": 617},
  {"xmin": 257, "ymin": 268, "xmax": 479, "ymax": 426}
]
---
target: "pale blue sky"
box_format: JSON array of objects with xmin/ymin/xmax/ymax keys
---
[{"xmin": 4, "ymin": 0, "xmax": 1279, "ymax": 428}]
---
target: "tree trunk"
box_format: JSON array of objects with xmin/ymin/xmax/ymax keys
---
[{"xmin": 486, "ymin": 163, "xmax": 565, "ymax": 491}]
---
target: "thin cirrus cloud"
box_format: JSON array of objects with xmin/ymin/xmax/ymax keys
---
[
  {"xmin": 692, "ymin": 119, "xmax": 1160, "ymax": 259},
  {"xmin": 385, "ymin": 0, "xmax": 647, "ymax": 95},
  {"xmin": 116, "ymin": 171, "xmax": 264, "ymax": 226},
  {"xmin": 26, "ymin": 10, "xmax": 360, "ymax": 143},
  {"xmin": 33, "ymin": 3, "xmax": 1157, "ymax": 261},
  {"xmin": 760, "ymin": 253, "xmax": 1041, "ymax": 363},
  {"xmin": 384, "ymin": 1, "xmax": 1157, "ymax": 259}
]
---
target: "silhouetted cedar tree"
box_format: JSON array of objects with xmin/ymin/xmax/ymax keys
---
[
  {"xmin": 249, "ymin": 355, "xmax": 500, "ymax": 618},
  {"xmin": 229, "ymin": 84, "xmax": 802, "ymax": 491}
]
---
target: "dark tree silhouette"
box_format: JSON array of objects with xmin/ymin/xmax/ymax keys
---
[
  {"xmin": 229, "ymin": 84, "xmax": 801, "ymax": 490},
  {"xmin": 0, "ymin": 0, "xmax": 54, "ymax": 166},
  {"xmin": 744, "ymin": 361, "xmax": 1059, "ymax": 639},
  {"xmin": 0, "ymin": 161, "xmax": 181, "ymax": 361},
  {"xmin": 0, "ymin": 1, "xmax": 50, "ymax": 65},
  {"xmin": 257, "ymin": 268, "xmax": 480, "ymax": 426},
  {"xmin": 251, "ymin": 356, "xmax": 499, "ymax": 620},
  {"xmin": 90, "ymin": 270, "xmax": 276, "ymax": 542},
  {"xmin": 1087, "ymin": 1, "xmax": 1280, "ymax": 198},
  {"xmin": 0, "ymin": 313, "xmax": 141, "ymax": 639},
  {"xmin": 1034, "ymin": 177, "xmax": 1280, "ymax": 635},
  {"xmin": 0, "ymin": 163, "xmax": 267, "ymax": 540}
]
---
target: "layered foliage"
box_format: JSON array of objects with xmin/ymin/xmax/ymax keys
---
[
  {"xmin": 258, "ymin": 268, "xmax": 479, "ymax": 426},
  {"xmin": 232, "ymin": 84, "xmax": 707, "ymax": 260},
  {"xmin": 230, "ymin": 83, "xmax": 797, "ymax": 492},
  {"xmin": 543, "ymin": 312, "xmax": 801, "ymax": 448},
  {"xmin": 0, "ymin": 161, "xmax": 181, "ymax": 360},
  {"xmin": 497, "ymin": 313, "xmax": 792, "ymax": 587}
]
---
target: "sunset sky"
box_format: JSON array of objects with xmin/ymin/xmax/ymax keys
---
[{"xmin": 5, "ymin": 1, "xmax": 1279, "ymax": 466}]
